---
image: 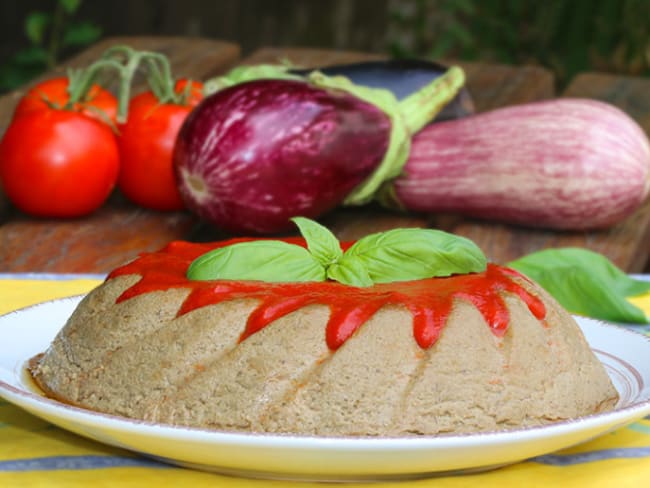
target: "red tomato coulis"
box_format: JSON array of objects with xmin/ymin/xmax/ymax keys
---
[{"xmin": 108, "ymin": 239, "xmax": 547, "ymax": 350}]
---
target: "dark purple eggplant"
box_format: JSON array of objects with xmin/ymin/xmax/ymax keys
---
[
  {"xmin": 291, "ymin": 59, "xmax": 474, "ymax": 122},
  {"xmin": 174, "ymin": 79, "xmax": 391, "ymax": 234},
  {"xmin": 175, "ymin": 66, "xmax": 466, "ymax": 234}
]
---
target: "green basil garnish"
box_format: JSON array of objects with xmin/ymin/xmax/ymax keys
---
[
  {"xmin": 328, "ymin": 228, "xmax": 487, "ymax": 286},
  {"xmin": 508, "ymin": 247, "xmax": 650, "ymax": 324},
  {"xmin": 292, "ymin": 216, "xmax": 343, "ymax": 267},
  {"xmin": 188, "ymin": 217, "xmax": 487, "ymax": 286},
  {"xmin": 327, "ymin": 256, "xmax": 374, "ymax": 288},
  {"xmin": 187, "ymin": 240, "xmax": 326, "ymax": 283}
]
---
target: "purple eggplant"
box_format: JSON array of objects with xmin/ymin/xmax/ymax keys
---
[
  {"xmin": 291, "ymin": 59, "xmax": 474, "ymax": 121},
  {"xmin": 174, "ymin": 66, "xmax": 466, "ymax": 234},
  {"xmin": 174, "ymin": 79, "xmax": 390, "ymax": 234}
]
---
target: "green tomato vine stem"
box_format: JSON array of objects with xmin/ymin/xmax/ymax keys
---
[{"xmin": 62, "ymin": 44, "xmax": 185, "ymax": 124}]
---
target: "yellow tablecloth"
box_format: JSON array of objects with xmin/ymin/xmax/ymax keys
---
[{"xmin": 1, "ymin": 276, "xmax": 649, "ymax": 487}]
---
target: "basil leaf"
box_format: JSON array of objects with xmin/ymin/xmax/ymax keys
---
[
  {"xmin": 333, "ymin": 228, "xmax": 487, "ymax": 285},
  {"xmin": 508, "ymin": 247, "xmax": 650, "ymax": 323},
  {"xmin": 327, "ymin": 258, "xmax": 373, "ymax": 288},
  {"xmin": 291, "ymin": 217, "xmax": 342, "ymax": 267},
  {"xmin": 187, "ymin": 241, "xmax": 326, "ymax": 282}
]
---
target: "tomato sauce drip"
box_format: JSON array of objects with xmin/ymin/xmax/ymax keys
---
[{"xmin": 108, "ymin": 239, "xmax": 547, "ymax": 350}]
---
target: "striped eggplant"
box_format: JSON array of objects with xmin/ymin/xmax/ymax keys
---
[{"xmin": 380, "ymin": 98, "xmax": 650, "ymax": 230}]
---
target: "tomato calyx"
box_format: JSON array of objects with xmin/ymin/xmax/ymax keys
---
[{"xmin": 18, "ymin": 62, "xmax": 122, "ymax": 129}]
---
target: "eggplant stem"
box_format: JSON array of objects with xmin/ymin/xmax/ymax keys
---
[{"xmin": 399, "ymin": 66, "xmax": 466, "ymax": 134}]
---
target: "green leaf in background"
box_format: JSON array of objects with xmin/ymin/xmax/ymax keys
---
[
  {"xmin": 0, "ymin": 63, "xmax": 41, "ymax": 91},
  {"xmin": 291, "ymin": 217, "xmax": 342, "ymax": 267},
  {"xmin": 329, "ymin": 228, "xmax": 487, "ymax": 285},
  {"xmin": 387, "ymin": 0, "xmax": 650, "ymax": 89},
  {"xmin": 0, "ymin": 0, "xmax": 100, "ymax": 93},
  {"xmin": 448, "ymin": 0, "xmax": 476, "ymax": 15},
  {"xmin": 62, "ymin": 21, "xmax": 102, "ymax": 48},
  {"xmin": 187, "ymin": 241, "xmax": 326, "ymax": 283},
  {"xmin": 0, "ymin": 46, "xmax": 48, "ymax": 91},
  {"xmin": 12, "ymin": 46, "xmax": 49, "ymax": 65},
  {"xmin": 508, "ymin": 247, "xmax": 650, "ymax": 324},
  {"xmin": 59, "ymin": 0, "xmax": 82, "ymax": 14},
  {"xmin": 25, "ymin": 12, "xmax": 51, "ymax": 45}
]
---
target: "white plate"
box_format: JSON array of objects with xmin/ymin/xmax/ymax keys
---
[{"xmin": 1, "ymin": 296, "xmax": 650, "ymax": 482}]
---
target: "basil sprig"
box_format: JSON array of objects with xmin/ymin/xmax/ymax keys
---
[
  {"xmin": 187, "ymin": 217, "xmax": 487, "ymax": 286},
  {"xmin": 508, "ymin": 247, "xmax": 650, "ymax": 324},
  {"xmin": 293, "ymin": 216, "xmax": 342, "ymax": 267},
  {"xmin": 187, "ymin": 240, "xmax": 326, "ymax": 283},
  {"xmin": 327, "ymin": 228, "xmax": 488, "ymax": 287}
]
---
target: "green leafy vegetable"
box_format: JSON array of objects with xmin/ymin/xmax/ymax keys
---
[
  {"xmin": 508, "ymin": 247, "xmax": 650, "ymax": 324},
  {"xmin": 187, "ymin": 240, "xmax": 326, "ymax": 283},
  {"xmin": 328, "ymin": 228, "xmax": 486, "ymax": 286},
  {"xmin": 291, "ymin": 216, "xmax": 342, "ymax": 267},
  {"xmin": 327, "ymin": 257, "xmax": 374, "ymax": 288},
  {"xmin": 188, "ymin": 218, "xmax": 487, "ymax": 286}
]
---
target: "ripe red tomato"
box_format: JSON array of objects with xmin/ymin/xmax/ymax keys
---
[
  {"xmin": 117, "ymin": 79, "xmax": 203, "ymax": 211},
  {"xmin": 13, "ymin": 77, "xmax": 118, "ymax": 125},
  {"xmin": 0, "ymin": 109, "xmax": 120, "ymax": 217},
  {"xmin": 174, "ymin": 79, "xmax": 204, "ymax": 105}
]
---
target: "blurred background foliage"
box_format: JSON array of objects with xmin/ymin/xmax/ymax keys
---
[
  {"xmin": 0, "ymin": 0, "xmax": 648, "ymax": 93},
  {"xmin": 388, "ymin": 0, "xmax": 650, "ymax": 88},
  {"xmin": 0, "ymin": 0, "xmax": 101, "ymax": 92}
]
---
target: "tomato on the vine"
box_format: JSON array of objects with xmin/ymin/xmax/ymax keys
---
[
  {"xmin": 0, "ymin": 108, "xmax": 120, "ymax": 217},
  {"xmin": 116, "ymin": 79, "xmax": 203, "ymax": 211},
  {"xmin": 14, "ymin": 76, "xmax": 118, "ymax": 124},
  {"xmin": 174, "ymin": 79, "xmax": 203, "ymax": 105}
]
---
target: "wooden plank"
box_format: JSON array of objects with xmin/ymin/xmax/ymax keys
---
[
  {"xmin": 0, "ymin": 195, "xmax": 198, "ymax": 273},
  {"xmin": 458, "ymin": 63, "xmax": 554, "ymax": 112},
  {"xmin": 562, "ymin": 73, "xmax": 650, "ymax": 132},
  {"xmin": 0, "ymin": 36, "xmax": 240, "ymax": 272},
  {"xmin": 0, "ymin": 187, "xmax": 6, "ymax": 223},
  {"xmin": 450, "ymin": 209, "xmax": 650, "ymax": 272}
]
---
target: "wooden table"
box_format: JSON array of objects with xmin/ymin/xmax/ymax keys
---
[{"xmin": 1, "ymin": 37, "xmax": 649, "ymax": 274}]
